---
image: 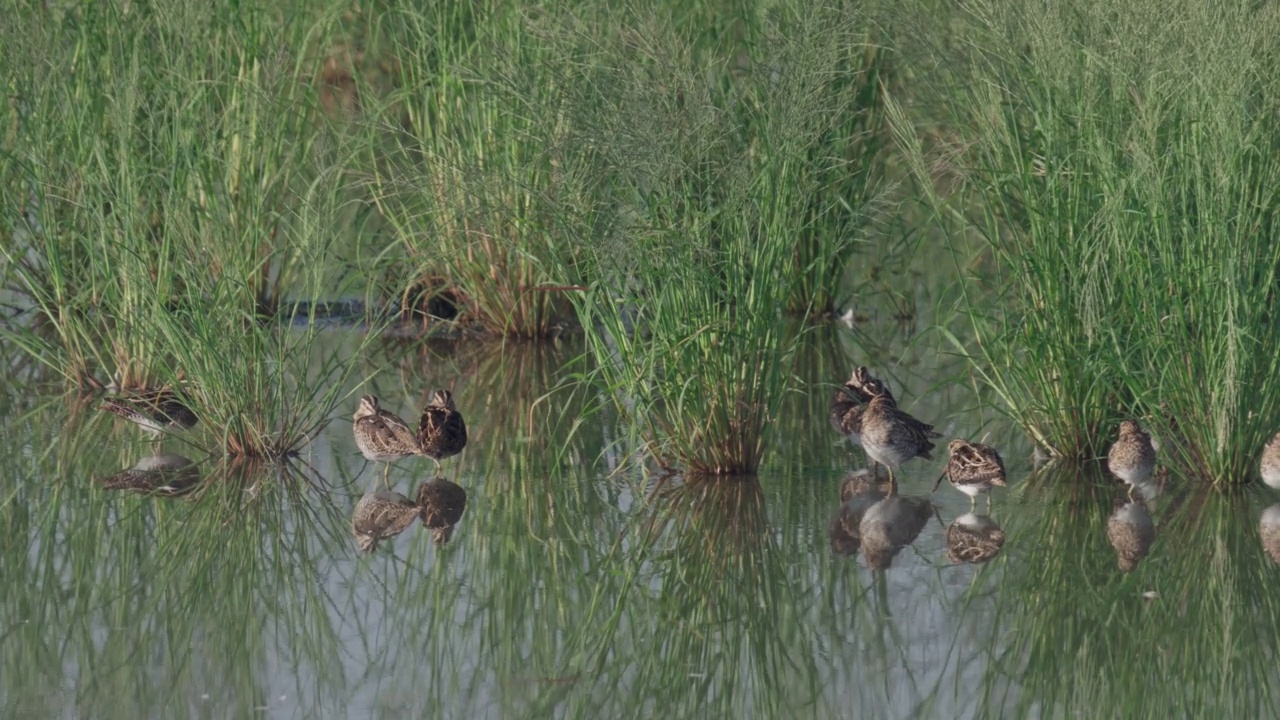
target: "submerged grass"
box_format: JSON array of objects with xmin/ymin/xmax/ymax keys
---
[{"xmin": 896, "ymin": 0, "xmax": 1280, "ymax": 479}]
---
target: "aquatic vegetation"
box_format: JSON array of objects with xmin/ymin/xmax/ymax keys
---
[
  {"xmin": 369, "ymin": 0, "xmax": 595, "ymax": 338},
  {"xmin": 982, "ymin": 472, "xmax": 1280, "ymax": 718},
  {"xmin": 569, "ymin": 1, "xmax": 884, "ymax": 474},
  {"xmin": 898, "ymin": 0, "xmax": 1280, "ymax": 480},
  {"xmin": 0, "ymin": 2, "xmax": 380, "ymax": 457}
]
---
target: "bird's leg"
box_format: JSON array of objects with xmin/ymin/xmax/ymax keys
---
[
  {"xmin": 969, "ymin": 494, "xmax": 978, "ymax": 511},
  {"xmin": 931, "ymin": 472, "xmax": 947, "ymax": 495},
  {"xmin": 382, "ymin": 464, "xmax": 391, "ymax": 490},
  {"xmin": 432, "ymin": 457, "xmax": 442, "ymax": 478}
]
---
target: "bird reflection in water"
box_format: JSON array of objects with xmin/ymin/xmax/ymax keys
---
[
  {"xmin": 857, "ymin": 476, "xmax": 934, "ymax": 571},
  {"xmin": 1107, "ymin": 486, "xmax": 1157, "ymax": 573},
  {"xmin": 95, "ymin": 454, "xmax": 203, "ymax": 498},
  {"xmin": 416, "ymin": 476, "xmax": 468, "ymax": 544},
  {"xmin": 829, "ymin": 468, "xmax": 889, "ymax": 556},
  {"xmin": 943, "ymin": 512, "xmax": 1006, "ymax": 565},
  {"xmin": 1260, "ymin": 504, "xmax": 1280, "ymax": 565}
]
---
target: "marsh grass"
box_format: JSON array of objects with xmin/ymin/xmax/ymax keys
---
[
  {"xmin": 894, "ymin": 0, "xmax": 1280, "ymax": 479},
  {"xmin": 0, "ymin": 1, "xmax": 383, "ymax": 457},
  {"xmin": 368, "ymin": 0, "xmax": 598, "ymax": 338},
  {"xmin": 561, "ymin": 0, "xmax": 884, "ymax": 475}
]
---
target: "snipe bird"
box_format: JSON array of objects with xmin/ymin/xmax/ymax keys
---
[
  {"xmin": 830, "ymin": 370, "xmax": 896, "ymax": 448},
  {"xmin": 1107, "ymin": 420, "xmax": 1156, "ymax": 486},
  {"xmin": 353, "ymin": 395, "xmax": 421, "ymax": 487},
  {"xmin": 351, "ymin": 490, "xmax": 421, "ymax": 553},
  {"xmin": 100, "ymin": 388, "xmax": 197, "ymax": 438},
  {"xmin": 933, "ymin": 439, "xmax": 1007, "ymax": 510},
  {"xmin": 417, "ymin": 389, "xmax": 467, "ymax": 477},
  {"xmin": 416, "ymin": 476, "xmax": 468, "ymax": 544},
  {"xmin": 1260, "ymin": 432, "xmax": 1280, "ymax": 490},
  {"xmin": 858, "ymin": 382, "xmax": 940, "ymax": 484}
]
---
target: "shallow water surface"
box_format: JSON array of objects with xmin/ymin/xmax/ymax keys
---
[{"xmin": 3, "ymin": 329, "xmax": 1279, "ymax": 719}]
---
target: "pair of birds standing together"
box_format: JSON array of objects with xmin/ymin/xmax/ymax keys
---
[
  {"xmin": 829, "ymin": 367, "xmax": 1008, "ymax": 508},
  {"xmin": 351, "ymin": 391, "xmax": 470, "ymax": 550}
]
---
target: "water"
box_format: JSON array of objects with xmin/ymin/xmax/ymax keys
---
[{"xmin": 3, "ymin": 327, "xmax": 1280, "ymax": 719}]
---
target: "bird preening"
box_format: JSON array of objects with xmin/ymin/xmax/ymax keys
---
[{"xmin": 353, "ymin": 390, "xmax": 468, "ymax": 486}]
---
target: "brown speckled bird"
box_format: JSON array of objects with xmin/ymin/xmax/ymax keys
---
[
  {"xmin": 351, "ymin": 490, "xmax": 421, "ymax": 553},
  {"xmin": 933, "ymin": 439, "xmax": 1007, "ymax": 510},
  {"xmin": 1260, "ymin": 432, "xmax": 1280, "ymax": 490},
  {"xmin": 859, "ymin": 382, "xmax": 940, "ymax": 484},
  {"xmin": 1107, "ymin": 420, "xmax": 1156, "ymax": 486},
  {"xmin": 417, "ymin": 389, "xmax": 467, "ymax": 477},
  {"xmin": 416, "ymin": 476, "xmax": 468, "ymax": 544},
  {"xmin": 830, "ymin": 371, "xmax": 896, "ymax": 449},
  {"xmin": 100, "ymin": 388, "xmax": 198, "ymax": 438},
  {"xmin": 353, "ymin": 395, "xmax": 421, "ymax": 487}
]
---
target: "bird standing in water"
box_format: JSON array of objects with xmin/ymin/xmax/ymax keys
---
[
  {"xmin": 1107, "ymin": 420, "xmax": 1157, "ymax": 487},
  {"xmin": 353, "ymin": 395, "xmax": 421, "ymax": 488},
  {"xmin": 351, "ymin": 490, "xmax": 421, "ymax": 553},
  {"xmin": 933, "ymin": 439, "xmax": 1007, "ymax": 510},
  {"xmin": 418, "ymin": 389, "xmax": 467, "ymax": 477},
  {"xmin": 100, "ymin": 388, "xmax": 198, "ymax": 438},
  {"xmin": 858, "ymin": 382, "xmax": 940, "ymax": 484}
]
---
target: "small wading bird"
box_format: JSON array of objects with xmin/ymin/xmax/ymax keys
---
[
  {"xmin": 933, "ymin": 439, "xmax": 1007, "ymax": 510},
  {"xmin": 351, "ymin": 490, "xmax": 421, "ymax": 553},
  {"xmin": 353, "ymin": 395, "xmax": 422, "ymax": 487},
  {"xmin": 416, "ymin": 476, "xmax": 468, "ymax": 544},
  {"xmin": 1107, "ymin": 420, "xmax": 1157, "ymax": 488},
  {"xmin": 100, "ymin": 388, "xmax": 198, "ymax": 438},
  {"xmin": 1260, "ymin": 431, "xmax": 1280, "ymax": 490},
  {"xmin": 418, "ymin": 389, "xmax": 467, "ymax": 477},
  {"xmin": 858, "ymin": 381, "xmax": 940, "ymax": 484},
  {"xmin": 830, "ymin": 367, "xmax": 897, "ymax": 448}
]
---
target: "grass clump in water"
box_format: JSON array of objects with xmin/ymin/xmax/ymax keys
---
[
  {"xmin": 370, "ymin": 0, "xmax": 596, "ymax": 338},
  {"xmin": 0, "ymin": 1, "xmax": 374, "ymax": 457},
  {"xmin": 899, "ymin": 0, "xmax": 1280, "ymax": 479},
  {"xmin": 568, "ymin": 1, "xmax": 884, "ymax": 475}
]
